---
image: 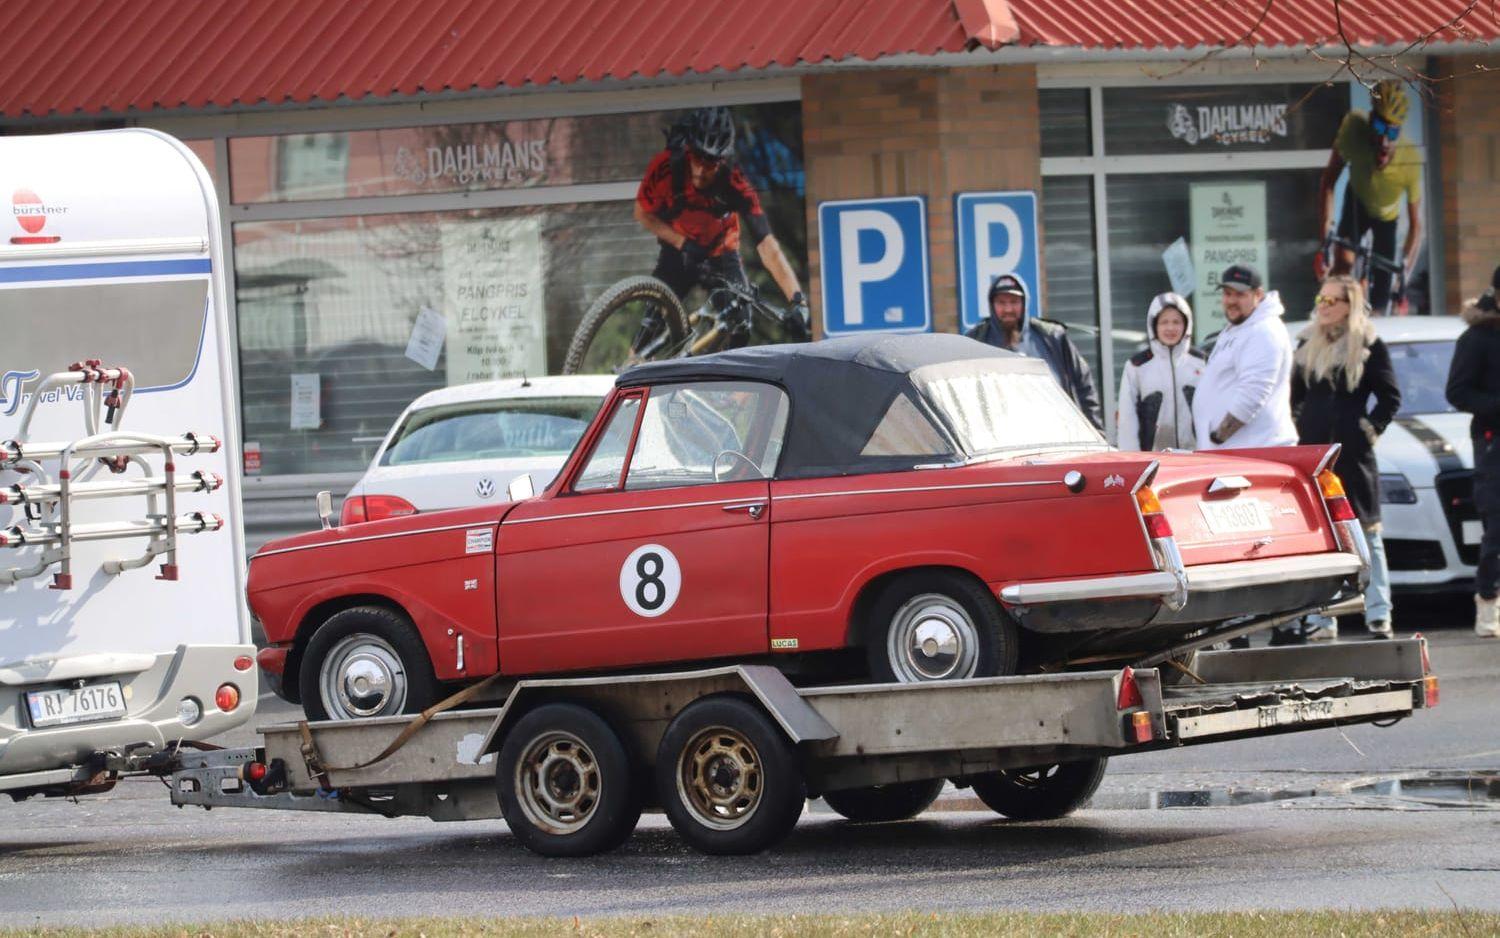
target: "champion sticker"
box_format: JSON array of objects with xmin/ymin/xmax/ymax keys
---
[
  {"xmin": 465, "ymin": 528, "xmax": 494, "ymax": 554},
  {"xmin": 619, "ymin": 544, "xmax": 681, "ymax": 618}
]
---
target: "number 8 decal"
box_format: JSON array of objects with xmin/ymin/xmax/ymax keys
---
[{"xmin": 620, "ymin": 543, "xmax": 682, "ymax": 617}]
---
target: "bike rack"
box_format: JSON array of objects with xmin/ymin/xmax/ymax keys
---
[{"xmin": 0, "ymin": 361, "xmax": 224, "ymax": 590}]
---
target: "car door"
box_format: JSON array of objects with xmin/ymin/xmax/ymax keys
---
[{"xmin": 496, "ymin": 381, "xmax": 789, "ymax": 675}]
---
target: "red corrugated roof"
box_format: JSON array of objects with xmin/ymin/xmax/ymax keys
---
[{"xmin": 0, "ymin": 0, "xmax": 1494, "ymax": 119}]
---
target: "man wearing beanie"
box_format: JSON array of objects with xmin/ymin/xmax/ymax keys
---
[
  {"xmin": 966, "ymin": 273, "xmax": 1104, "ymax": 430},
  {"xmin": 1446, "ymin": 264, "xmax": 1500, "ymax": 638}
]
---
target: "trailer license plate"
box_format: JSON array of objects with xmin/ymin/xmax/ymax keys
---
[
  {"xmin": 1198, "ymin": 498, "xmax": 1272, "ymax": 536},
  {"xmin": 26, "ymin": 682, "xmax": 126, "ymax": 728}
]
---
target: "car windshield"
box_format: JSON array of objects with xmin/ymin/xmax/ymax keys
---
[
  {"xmin": 381, "ymin": 397, "xmax": 602, "ymax": 466},
  {"xmin": 913, "ymin": 362, "xmax": 1105, "ymax": 457},
  {"xmin": 1388, "ymin": 340, "xmax": 1457, "ymax": 416}
]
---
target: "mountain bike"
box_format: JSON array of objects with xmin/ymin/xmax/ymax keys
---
[
  {"xmin": 562, "ymin": 273, "xmax": 810, "ymax": 374},
  {"xmin": 1318, "ymin": 232, "xmax": 1407, "ymax": 316}
]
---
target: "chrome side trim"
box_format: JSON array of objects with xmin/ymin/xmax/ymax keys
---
[
  {"xmin": 1314, "ymin": 444, "xmax": 1342, "ymax": 476},
  {"xmin": 775, "ymin": 479, "xmax": 1062, "ymax": 501},
  {"xmin": 0, "ymin": 237, "xmax": 209, "ymax": 262},
  {"xmin": 250, "ymin": 521, "xmax": 497, "ymax": 559},
  {"xmin": 503, "ymin": 495, "xmax": 762, "ymax": 525},
  {"xmin": 999, "ymin": 552, "xmax": 1362, "ymax": 606}
]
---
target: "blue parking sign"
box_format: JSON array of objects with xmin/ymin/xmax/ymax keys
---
[
  {"xmin": 818, "ymin": 197, "xmax": 931, "ymax": 335},
  {"xmin": 955, "ymin": 191, "xmax": 1040, "ymax": 332}
]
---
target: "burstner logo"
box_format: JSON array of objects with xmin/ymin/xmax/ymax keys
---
[{"xmin": 12, "ymin": 188, "xmax": 66, "ymax": 235}]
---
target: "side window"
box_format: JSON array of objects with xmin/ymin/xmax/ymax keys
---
[
  {"xmin": 573, "ymin": 396, "xmax": 641, "ymax": 491},
  {"xmin": 625, "ymin": 381, "xmax": 789, "ymax": 490},
  {"xmin": 861, "ymin": 393, "xmax": 953, "ymax": 457}
]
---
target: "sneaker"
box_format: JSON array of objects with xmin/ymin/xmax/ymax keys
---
[
  {"xmin": 1367, "ymin": 620, "xmax": 1394, "ymax": 639},
  {"xmin": 1478, "ymin": 594, "xmax": 1500, "ymax": 638},
  {"xmin": 1305, "ymin": 621, "xmax": 1338, "ymax": 642}
]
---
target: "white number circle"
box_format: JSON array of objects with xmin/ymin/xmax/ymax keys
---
[{"xmin": 619, "ymin": 544, "xmax": 681, "ymax": 618}]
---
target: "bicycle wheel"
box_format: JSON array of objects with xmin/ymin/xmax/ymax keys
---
[{"xmin": 563, "ymin": 276, "xmax": 691, "ymax": 374}]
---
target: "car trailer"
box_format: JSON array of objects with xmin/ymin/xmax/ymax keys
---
[{"xmin": 162, "ymin": 636, "xmax": 1439, "ymax": 857}]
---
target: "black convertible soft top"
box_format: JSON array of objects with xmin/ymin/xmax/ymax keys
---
[{"xmin": 616, "ymin": 334, "xmax": 1042, "ymax": 479}]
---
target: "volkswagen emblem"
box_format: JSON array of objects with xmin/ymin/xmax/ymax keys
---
[{"xmin": 475, "ymin": 477, "xmax": 496, "ymax": 499}]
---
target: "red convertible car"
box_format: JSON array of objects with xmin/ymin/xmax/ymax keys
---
[{"xmin": 249, "ymin": 334, "xmax": 1369, "ymax": 720}]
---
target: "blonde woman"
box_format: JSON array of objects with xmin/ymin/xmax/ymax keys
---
[{"xmin": 1289, "ymin": 275, "xmax": 1402, "ymax": 641}]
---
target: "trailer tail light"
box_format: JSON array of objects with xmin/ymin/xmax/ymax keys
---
[
  {"xmin": 342, "ymin": 494, "xmax": 417, "ymax": 525},
  {"xmin": 1117, "ymin": 666, "xmax": 1143, "ymax": 710},
  {"xmin": 1135, "ymin": 486, "xmax": 1173, "ymax": 539},
  {"xmin": 243, "ymin": 761, "xmax": 268, "ymax": 783},
  {"xmin": 1423, "ymin": 675, "xmax": 1440, "ymax": 708},
  {"xmin": 1130, "ymin": 710, "xmax": 1154, "ymax": 743},
  {"xmin": 1416, "ymin": 632, "xmax": 1432, "ymax": 674},
  {"xmin": 215, "ymin": 683, "xmax": 241, "ymax": 712}
]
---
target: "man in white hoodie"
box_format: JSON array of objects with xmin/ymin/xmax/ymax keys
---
[{"xmin": 1194, "ymin": 264, "xmax": 1298, "ymax": 451}]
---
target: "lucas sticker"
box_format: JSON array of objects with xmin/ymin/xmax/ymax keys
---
[{"xmin": 619, "ymin": 544, "xmax": 681, "ymax": 618}]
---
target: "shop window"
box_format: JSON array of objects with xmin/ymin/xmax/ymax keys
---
[
  {"xmin": 1102, "ymin": 83, "xmax": 1349, "ymax": 156},
  {"xmin": 1040, "ymin": 89, "xmax": 1091, "ymax": 158},
  {"xmin": 1040, "ymin": 176, "xmax": 1101, "ymax": 381},
  {"xmin": 275, "ymin": 134, "xmax": 350, "ymax": 201}
]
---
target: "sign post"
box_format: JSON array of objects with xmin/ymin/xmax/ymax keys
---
[{"xmin": 817, "ymin": 197, "xmax": 931, "ymax": 336}]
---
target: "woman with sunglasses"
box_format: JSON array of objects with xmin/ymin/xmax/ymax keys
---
[{"xmin": 1289, "ymin": 274, "xmax": 1403, "ymax": 642}]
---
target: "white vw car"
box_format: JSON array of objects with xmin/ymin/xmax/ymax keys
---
[
  {"xmin": 340, "ymin": 374, "xmax": 614, "ymax": 524},
  {"xmin": 1287, "ymin": 315, "xmax": 1473, "ymax": 593}
]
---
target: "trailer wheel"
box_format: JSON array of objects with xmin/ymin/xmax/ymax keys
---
[
  {"xmin": 300, "ymin": 605, "xmax": 438, "ymax": 721},
  {"xmin": 866, "ymin": 571, "xmax": 1019, "ymax": 683},
  {"xmin": 969, "ymin": 757, "xmax": 1108, "ymax": 821},
  {"xmin": 822, "ymin": 778, "xmax": 945, "ymax": 823},
  {"xmin": 656, "ymin": 695, "xmax": 805, "ymax": 855},
  {"xmin": 496, "ymin": 703, "xmax": 642, "ymax": 857}
]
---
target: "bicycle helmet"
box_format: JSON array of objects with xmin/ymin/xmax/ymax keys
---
[
  {"xmin": 1372, "ymin": 79, "xmax": 1410, "ymax": 125},
  {"xmin": 683, "ymin": 106, "xmax": 736, "ymax": 161}
]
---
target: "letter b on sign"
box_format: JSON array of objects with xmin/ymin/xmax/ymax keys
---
[
  {"xmin": 956, "ymin": 191, "xmax": 1040, "ymax": 332},
  {"xmin": 818, "ymin": 197, "xmax": 931, "ymax": 335}
]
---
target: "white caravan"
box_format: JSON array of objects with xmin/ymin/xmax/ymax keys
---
[{"xmin": 0, "ymin": 130, "xmax": 255, "ymax": 799}]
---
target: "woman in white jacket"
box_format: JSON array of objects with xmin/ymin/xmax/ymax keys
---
[{"xmin": 1116, "ymin": 293, "xmax": 1206, "ymax": 451}]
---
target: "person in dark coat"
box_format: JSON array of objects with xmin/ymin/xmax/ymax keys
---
[
  {"xmin": 965, "ymin": 273, "xmax": 1104, "ymax": 431},
  {"xmin": 1290, "ymin": 274, "xmax": 1401, "ymax": 641},
  {"xmin": 1445, "ymin": 263, "xmax": 1500, "ymax": 638}
]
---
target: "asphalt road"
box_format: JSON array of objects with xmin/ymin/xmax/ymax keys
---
[{"xmin": 2, "ymin": 602, "xmax": 1497, "ymax": 926}]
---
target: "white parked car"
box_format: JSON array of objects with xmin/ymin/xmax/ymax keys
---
[
  {"xmin": 340, "ymin": 375, "xmax": 615, "ymax": 524},
  {"xmin": 1286, "ymin": 315, "xmax": 1473, "ymax": 594}
]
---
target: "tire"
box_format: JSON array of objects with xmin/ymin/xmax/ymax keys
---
[
  {"xmin": 496, "ymin": 703, "xmax": 642, "ymax": 857},
  {"xmin": 656, "ymin": 694, "xmax": 805, "ymax": 855},
  {"xmin": 969, "ymin": 757, "xmax": 1108, "ymax": 821},
  {"xmin": 822, "ymin": 778, "xmax": 945, "ymax": 823},
  {"xmin": 865, "ymin": 571, "xmax": 1019, "ymax": 683},
  {"xmin": 563, "ymin": 276, "xmax": 690, "ymax": 375},
  {"xmin": 298, "ymin": 605, "xmax": 439, "ymax": 722}
]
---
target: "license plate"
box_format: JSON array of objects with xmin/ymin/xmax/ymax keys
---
[
  {"xmin": 1198, "ymin": 498, "xmax": 1272, "ymax": 536},
  {"xmin": 26, "ymin": 681, "xmax": 127, "ymax": 728},
  {"xmin": 1463, "ymin": 520, "xmax": 1483, "ymax": 546}
]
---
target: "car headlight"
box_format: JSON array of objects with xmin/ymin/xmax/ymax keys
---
[{"xmin": 1379, "ymin": 472, "xmax": 1419, "ymax": 505}]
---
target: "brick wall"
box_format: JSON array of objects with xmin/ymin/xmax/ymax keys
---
[
  {"xmin": 1437, "ymin": 55, "xmax": 1500, "ymax": 310},
  {"xmin": 801, "ymin": 66, "xmax": 1042, "ymax": 335}
]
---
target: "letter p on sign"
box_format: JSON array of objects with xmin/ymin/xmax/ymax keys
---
[
  {"xmin": 956, "ymin": 191, "xmax": 1040, "ymax": 332},
  {"xmin": 818, "ymin": 197, "xmax": 931, "ymax": 335}
]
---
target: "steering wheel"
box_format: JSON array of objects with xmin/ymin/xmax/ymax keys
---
[{"xmin": 713, "ymin": 450, "xmax": 763, "ymax": 483}]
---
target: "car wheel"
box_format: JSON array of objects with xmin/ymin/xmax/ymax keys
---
[
  {"xmin": 822, "ymin": 778, "xmax": 945, "ymax": 823},
  {"xmin": 299, "ymin": 605, "xmax": 439, "ymax": 721},
  {"xmin": 969, "ymin": 757, "xmax": 1108, "ymax": 821},
  {"xmin": 656, "ymin": 695, "xmax": 805, "ymax": 855},
  {"xmin": 496, "ymin": 703, "xmax": 642, "ymax": 857},
  {"xmin": 866, "ymin": 571, "xmax": 1018, "ymax": 683}
]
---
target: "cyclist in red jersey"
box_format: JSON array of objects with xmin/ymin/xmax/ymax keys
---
[{"xmin": 633, "ymin": 107, "xmax": 808, "ymax": 345}]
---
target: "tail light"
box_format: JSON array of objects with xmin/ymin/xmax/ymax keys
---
[
  {"xmin": 215, "ymin": 683, "xmax": 241, "ymax": 711},
  {"xmin": 1117, "ymin": 665, "xmax": 1143, "ymax": 709},
  {"xmin": 1317, "ymin": 469, "xmax": 1357, "ymax": 523},
  {"xmin": 340, "ymin": 494, "xmax": 417, "ymax": 525},
  {"xmin": 1136, "ymin": 486, "xmax": 1173, "ymax": 539}
]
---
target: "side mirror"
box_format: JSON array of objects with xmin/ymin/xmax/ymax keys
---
[
  {"xmin": 506, "ymin": 474, "xmax": 535, "ymax": 502},
  {"xmin": 316, "ymin": 491, "xmax": 334, "ymax": 529}
]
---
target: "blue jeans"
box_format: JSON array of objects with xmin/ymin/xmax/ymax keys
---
[{"xmin": 1297, "ymin": 525, "xmax": 1391, "ymax": 633}]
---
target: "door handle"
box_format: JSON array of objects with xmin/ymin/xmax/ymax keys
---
[{"xmin": 722, "ymin": 501, "xmax": 766, "ymax": 520}]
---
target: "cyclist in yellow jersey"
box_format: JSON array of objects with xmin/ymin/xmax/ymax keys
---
[{"xmin": 1316, "ymin": 79, "xmax": 1424, "ymax": 313}]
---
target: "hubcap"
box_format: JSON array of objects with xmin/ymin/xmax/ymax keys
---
[
  {"xmin": 886, "ymin": 593, "xmax": 980, "ymax": 682},
  {"xmin": 678, "ymin": 726, "xmax": 762, "ymax": 830},
  {"xmin": 514, "ymin": 732, "xmax": 601, "ymax": 834},
  {"xmin": 319, "ymin": 633, "xmax": 408, "ymax": 719}
]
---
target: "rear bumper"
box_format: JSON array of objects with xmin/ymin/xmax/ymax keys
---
[
  {"xmin": 1000, "ymin": 553, "xmax": 1364, "ymax": 606},
  {"xmin": 0, "ymin": 644, "xmax": 258, "ymax": 789}
]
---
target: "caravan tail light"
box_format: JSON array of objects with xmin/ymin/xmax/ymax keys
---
[
  {"xmin": 1135, "ymin": 487, "xmax": 1173, "ymax": 539},
  {"xmin": 215, "ymin": 683, "xmax": 241, "ymax": 712},
  {"xmin": 341, "ymin": 494, "xmax": 417, "ymax": 525},
  {"xmin": 1317, "ymin": 469, "xmax": 1358, "ymax": 523}
]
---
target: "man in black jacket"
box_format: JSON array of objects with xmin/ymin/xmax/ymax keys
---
[
  {"xmin": 1445, "ymin": 264, "xmax": 1500, "ymax": 638},
  {"xmin": 965, "ymin": 274, "xmax": 1104, "ymax": 430}
]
